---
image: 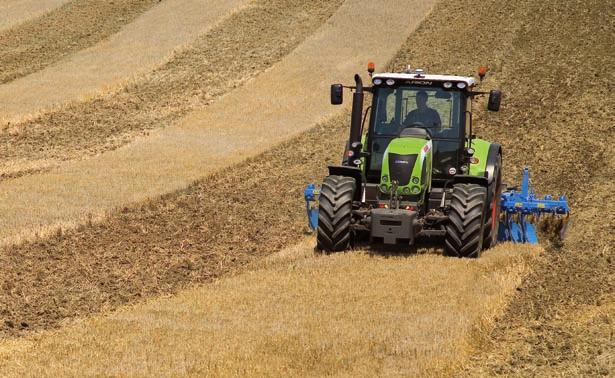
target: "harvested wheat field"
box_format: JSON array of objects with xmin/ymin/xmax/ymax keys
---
[
  {"xmin": 0, "ymin": 0, "xmax": 433, "ymax": 245},
  {"xmin": 0, "ymin": 0, "xmax": 165, "ymax": 85},
  {"xmin": 0, "ymin": 241, "xmax": 538, "ymax": 376},
  {"xmin": 0, "ymin": 0, "xmax": 612, "ymax": 376},
  {"xmin": 0, "ymin": 0, "xmax": 70, "ymax": 33},
  {"xmin": 0, "ymin": 0, "xmax": 251, "ymax": 123}
]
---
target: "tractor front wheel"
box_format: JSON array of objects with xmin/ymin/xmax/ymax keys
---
[
  {"xmin": 316, "ymin": 175, "xmax": 356, "ymax": 252},
  {"xmin": 444, "ymin": 183, "xmax": 488, "ymax": 258}
]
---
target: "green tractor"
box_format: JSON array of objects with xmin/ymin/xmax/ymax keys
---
[{"xmin": 305, "ymin": 65, "xmax": 503, "ymax": 257}]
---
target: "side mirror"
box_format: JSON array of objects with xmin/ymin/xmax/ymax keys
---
[
  {"xmin": 487, "ymin": 89, "xmax": 502, "ymax": 111},
  {"xmin": 331, "ymin": 84, "xmax": 343, "ymax": 105}
]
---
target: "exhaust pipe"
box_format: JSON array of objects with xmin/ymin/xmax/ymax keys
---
[{"xmin": 347, "ymin": 74, "xmax": 364, "ymax": 167}]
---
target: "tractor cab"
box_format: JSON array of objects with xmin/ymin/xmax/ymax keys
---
[{"xmin": 366, "ymin": 71, "xmax": 477, "ymax": 184}]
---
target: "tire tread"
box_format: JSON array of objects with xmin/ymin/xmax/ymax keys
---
[
  {"xmin": 444, "ymin": 183, "xmax": 487, "ymax": 258},
  {"xmin": 316, "ymin": 175, "xmax": 355, "ymax": 252}
]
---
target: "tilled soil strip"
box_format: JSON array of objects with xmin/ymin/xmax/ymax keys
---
[
  {"xmin": 0, "ymin": 0, "xmax": 343, "ymax": 179},
  {"xmin": 0, "ymin": 0, "xmax": 69, "ymax": 33},
  {"xmin": 0, "ymin": 0, "xmax": 435, "ymax": 245},
  {"xmin": 3, "ymin": 1, "xmax": 610, "ymax": 373},
  {"xmin": 0, "ymin": 241, "xmax": 536, "ymax": 376},
  {"xmin": 0, "ymin": 115, "xmax": 346, "ymax": 337},
  {"xmin": 0, "ymin": 0, "xmax": 434, "ymax": 338},
  {"xmin": 458, "ymin": 0, "xmax": 615, "ymax": 375},
  {"xmin": 397, "ymin": 0, "xmax": 614, "ymax": 375},
  {"xmin": 0, "ymin": 0, "xmax": 161, "ymax": 85},
  {"xmin": 0, "ymin": 0, "xmax": 250, "ymax": 125}
]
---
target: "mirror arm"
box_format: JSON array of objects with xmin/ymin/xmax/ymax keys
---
[{"xmin": 344, "ymin": 85, "xmax": 373, "ymax": 93}]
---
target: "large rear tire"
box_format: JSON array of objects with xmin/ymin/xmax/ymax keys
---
[
  {"xmin": 483, "ymin": 155, "xmax": 502, "ymax": 250},
  {"xmin": 316, "ymin": 175, "xmax": 356, "ymax": 252},
  {"xmin": 444, "ymin": 183, "xmax": 487, "ymax": 258}
]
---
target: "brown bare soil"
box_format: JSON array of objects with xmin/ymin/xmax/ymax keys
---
[
  {"xmin": 387, "ymin": 0, "xmax": 614, "ymax": 374},
  {"xmin": 0, "ymin": 0, "xmax": 69, "ymax": 33},
  {"xmin": 0, "ymin": 115, "xmax": 346, "ymax": 337},
  {"xmin": 0, "ymin": 0, "xmax": 611, "ymax": 374},
  {"xmin": 0, "ymin": 0, "xmax": 160, "ymax": 84},
  {"xmin": 460, "ymin": 1, "xmax": 615, "ymax": 375},
  {"xmin": 0, "ymin": 241, "xmax": 537, "ymax": 376},
  {"xmin": 0, "ymin": 0, "xmax": 344, "ymax": 179}
]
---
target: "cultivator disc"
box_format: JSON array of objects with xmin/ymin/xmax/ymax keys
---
[{"xmin": 498, "ymin": 167, "xmax": 570, "ymax": 244}]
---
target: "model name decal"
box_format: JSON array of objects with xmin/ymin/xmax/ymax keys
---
[{"xmin": 405, "ymin": 80, "xmax": 433, "ymax": 85}]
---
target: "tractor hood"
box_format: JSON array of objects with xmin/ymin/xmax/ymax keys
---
[{"xmin": 380, "ymin": 131, "xmax": 432, "ymax": 199}]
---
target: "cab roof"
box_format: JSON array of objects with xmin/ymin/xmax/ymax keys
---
[{"xmin": 372, "ymin": 71, "xmax": 476, "ymax": 88}]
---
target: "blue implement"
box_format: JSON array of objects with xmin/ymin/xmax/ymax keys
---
[
  {"xmin": 303, "ymin": 168, "xmax": 570, "ymax": 244},
  {"xmin": 498, "ymin": 167, "xmax": 570, "ymax": 244},
  {"xmin": 304, "ymin": 183, "xmax": 320, "ymax": 231}
]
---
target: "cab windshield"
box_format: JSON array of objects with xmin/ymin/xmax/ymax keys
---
[
  {"xmin": 368, "ymin": 85, "xmax": 464, "ymax": 176},
  {"xmin": 372, "ymin": 85, "xmax": 462, "ymax": 138}
]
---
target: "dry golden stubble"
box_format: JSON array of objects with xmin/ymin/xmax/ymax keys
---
[{"xmin": 0, "ymin": 0, "xmax": 161, "ymax": 84}]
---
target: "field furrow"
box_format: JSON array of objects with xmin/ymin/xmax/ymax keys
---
[
  {"xmin": 458, "ymin": 0, "xmax": 615, "ymax": 374},
  {"xmin": 0, "ymin": 0, "xmax": 161, "ymax": 84},
  {"xmin": 0, "ymin": 0, "xmax": 344, "ymax": 179},
  {"xmin": 0, "ymin": 240, "xmax": 537, "ymax": 376},
  {"xmin": 0, "ymin": 0, "xmax": 69, "ymax": 33},
  {"xmin": 0, "ymin": 0, "xmax": 435, "ymax": 246},
  {"xmin": 0, "ymin": 0, "xmax": 611, "ymax": 374},
  {"xmin": 0, "ymin": 0, "xmax": 250, "ymax": 125}
]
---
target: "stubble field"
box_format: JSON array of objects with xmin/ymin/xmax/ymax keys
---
[{"xmin": 0, "ymin": 0, "xmax": 611, "ymax": 376}]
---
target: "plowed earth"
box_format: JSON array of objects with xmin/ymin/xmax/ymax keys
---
[
  {"xmin": 0, "ymin": 117, "xmax": 346, "ymax": 337},
  {"xmin": 388, "ymin": 0, "xmax": 614, "ymax": 374},
  {"xmin": 0, "ymin": 241, "xmax": 537, "ymax": 376},
  {"xmin": 0, "ymin": 0, "xmax": 344, "ymax": 179},
  {"xmin": 0, "ymin": 0, "xmax": 69, "ymax": 32},
  {"xmin": 0, "ymin": 0, "xmax": 160, "ymax": 84},
  {"xmin": 0, "ymin": 0, "xmax": 612, "ymax": 375}
]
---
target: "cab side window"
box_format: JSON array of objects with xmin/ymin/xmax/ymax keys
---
[{"xmin": 374, "ymin": 89, "xmax": 397, "ymax": 135}]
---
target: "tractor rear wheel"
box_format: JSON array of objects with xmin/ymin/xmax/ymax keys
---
[
  {"xmin": 444, "ymin": 183, "xmax": 487, "ymax": 258},
  {"xmin": 316, "ymin": 175, "xmax": 356, "ymax": 252},
  {"xmin": 483, "ymin": 155, "xmax": 502, "ymax": 249}
]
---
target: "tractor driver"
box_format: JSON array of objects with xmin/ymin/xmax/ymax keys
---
[{"xmin": 403, "ymin": 90, "xmax": 442, "ymax": 131}]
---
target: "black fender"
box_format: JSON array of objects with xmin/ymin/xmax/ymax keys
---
[
  {"xmin": 485, "ymin": 143, "xmax": 502, "ymax": 186},
  {"xmin": 328, "ymin": 165, "xmax": 363, "ymax": 201},
  {"xmin": 485, "ymin": 143, "xmax": 502, "ymax": 205},
  {"xmin": 451, "ymin": 175, "xmax": 488, "ymax": 187}
]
